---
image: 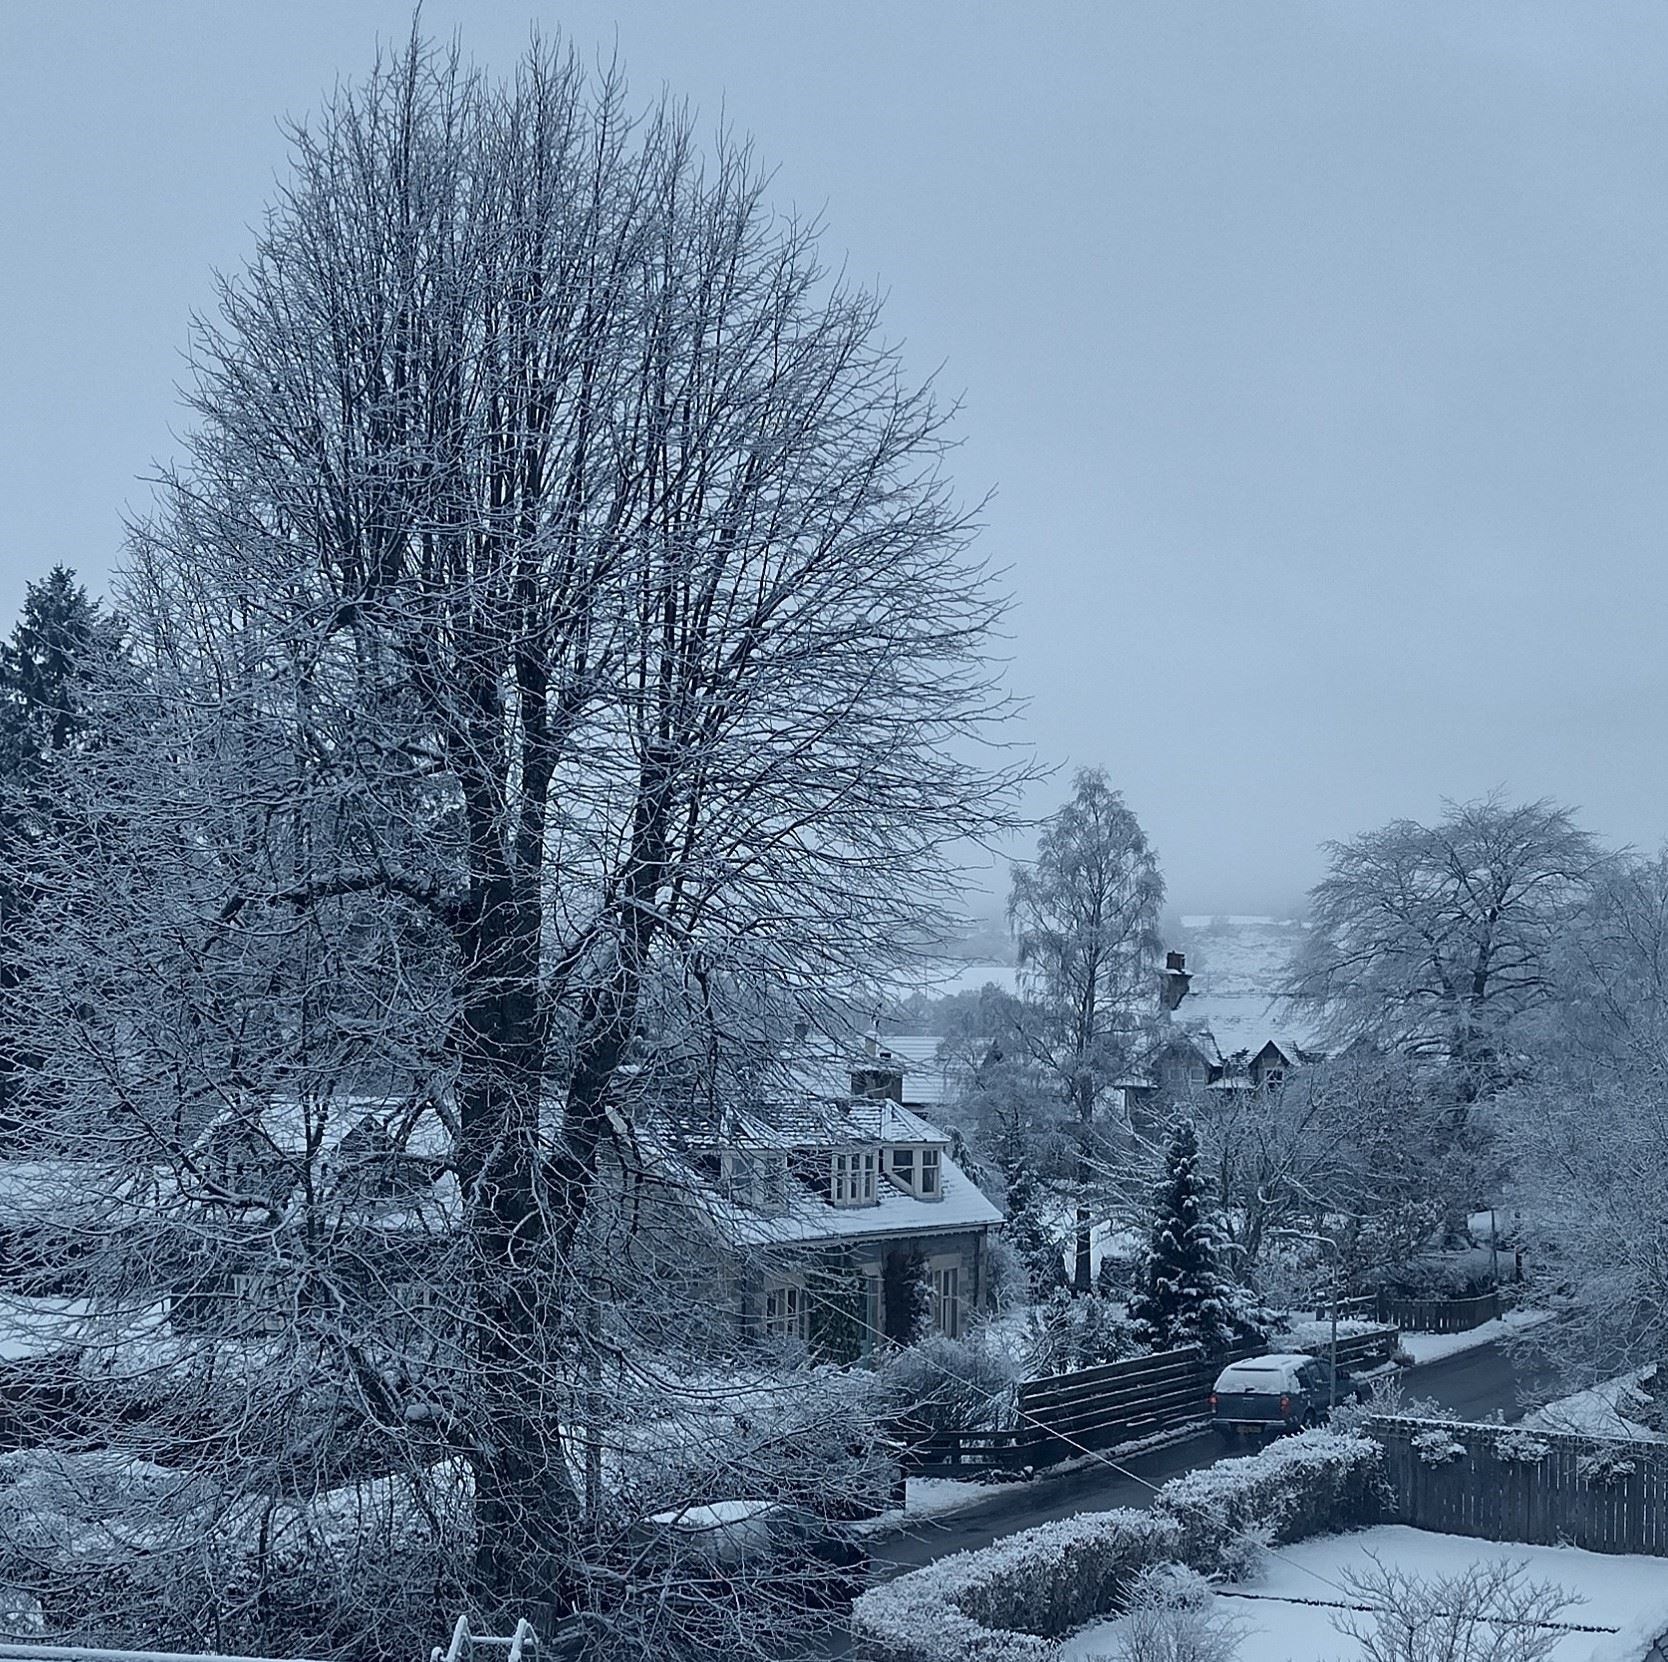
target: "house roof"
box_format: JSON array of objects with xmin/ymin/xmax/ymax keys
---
[
  {"xmin": 707, "ymin": 1155, "xmax": 1003, "ymax": 1250},
  {"xmin": 873, "ymin": 1036, "xmax": 957, "ymax": 1108}
]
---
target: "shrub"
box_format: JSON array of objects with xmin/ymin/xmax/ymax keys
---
[
  {"xmin": 1088, "ymin": 1563, "xmax": 1244, "ymax": 1662},
  {"xmin": 884, "ymin": 1331, "xmax": 1021, "ymax": 1435},
  {"xmin": 1577, "ymin": 1445, "xmax": 1637, "ymax": 1487},
  {"xmin": 1150, "ymin": 1430, "xmax": 1384, "ymax": 1577},
  {"xmin": 1330, "ymin": 1555, "xmax": 1578, "ymax": 1662},
  {"xmin": 1492, "ymin": 1430, "xmax": 1550, "ymax": 1465},
  {"xmin": 852, "ymin": 1430, "xmax": 1386, "ymax": 1662},
  {"xmin": 851, "ymin": 1508, "xmax": 1181, "ymax": 1662},
  {"xmin": 1412, "ymin": 1426, "xmax": 1467, "ymax": 1466}
]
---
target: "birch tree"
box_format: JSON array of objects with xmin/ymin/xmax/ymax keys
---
[
  {"xmin": 1009, "ymin": 770, "xmax": 1164, "ymax": 1290},
  {"xmin": 2, "ymin": 32, "xmax": 1022, "ymax": 1652}
]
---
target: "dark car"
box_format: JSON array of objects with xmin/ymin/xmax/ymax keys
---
[{"xmin": 1209, "ymin": 1352, "xmax": 1359, "ymax": 1442}]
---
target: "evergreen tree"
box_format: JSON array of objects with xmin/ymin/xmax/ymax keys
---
[
  {"xmin": 1002, "ymin": 1165, "xmax": 1065, "ymax": 1301},
  {"xmin": 1129, "ymin": 1119, "xmax": 1239, "ymax": 1354},
  {"xmin": 0, "ymin": 569, "xmax": 123, "ymax": 1134}
]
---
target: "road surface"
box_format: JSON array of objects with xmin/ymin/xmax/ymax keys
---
[{"xmin": 806, "ymin": 1334, "xmax": 1561, "ymax": 1656}]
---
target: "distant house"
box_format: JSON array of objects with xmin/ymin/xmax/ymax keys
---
[
  {"xmin": 643, "ymin": 1035, "xmax": 1002, "ymax": 1359},
  {"xmin": 1116, "ymin": 922, "xmax": 1325, "ymax": 1123}
]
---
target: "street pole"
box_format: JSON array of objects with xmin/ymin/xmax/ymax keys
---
[{"xmin": 1329, "ymin": 1249, "xmax": 1339, "ymax": 1411}]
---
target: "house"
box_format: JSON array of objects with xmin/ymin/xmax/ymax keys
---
[
  {"xmin": 645, "ymin": 1035, "xmax": 1002, "ymax": 1359},
  {"xmin": 1115, "ymin": 919, "xmax": 1325, "ymax": 1123}
]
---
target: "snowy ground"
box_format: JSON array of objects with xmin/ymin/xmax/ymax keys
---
[
  {"xmin": 1060, "ymin": 1525, "xmax": 1668, "ymax": 1662},
  {"xmin": 1396, "ymin": 1305, "xmax": 1552, "ymax": 1366},
  {"xmin": 850, "ymin": 1476, "xmax": 992, "ymax": 1535},
  {"xmin": 1524, "ymin": 1368, "xmax": 1664, "ymax": 1444}
]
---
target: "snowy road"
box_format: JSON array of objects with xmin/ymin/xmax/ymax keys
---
[{"xmin": 804, "ymin": 1334, "xmax": 1562, "ymax": 1658}]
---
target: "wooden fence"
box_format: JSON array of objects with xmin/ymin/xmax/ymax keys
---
[
  {"xmin": 900, "ymin": 1323, "xmax": 1400, "ymax": 1476},
  {"xmin": 1378, "ymin": 1289, "xmax": 1501, "ymax": 1334},
  {"xmin": 1371, "ymin": 1415, "xmax": 1668, "ymax": 1558}
]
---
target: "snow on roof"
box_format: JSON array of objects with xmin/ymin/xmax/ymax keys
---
[
  {"xmin": 874, "ymin": 1036, "xmax": 957, "ymax": 1108},
  {"xmin": 717, "ymin": 1157, "xmax": 1002, "ymax": 1249},
  {"xmin": 1169, "ymin": 915, "xmax": 1321, "ymax": 1060}
]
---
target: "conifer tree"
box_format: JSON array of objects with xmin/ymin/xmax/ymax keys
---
[
  {"xmin": 1130, "ymin": 1119, "xmax": 1239, "ymax": 1354},
  {"xmin": 0, "ymin": 568, "xmax": 122, "ymax": 1135},
  {"xmin": 1002, "ymin": 1165, "xmax": 1065, "ymax": 1301}
]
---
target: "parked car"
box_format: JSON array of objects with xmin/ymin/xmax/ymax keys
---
[
  {"xmin": 1209, "ymin": 1352, "xmax": 1359, "ymax": 1442},
  {"xmin": 627, "ymin": 1499, "xmax": 870, "ymax": 1608}
]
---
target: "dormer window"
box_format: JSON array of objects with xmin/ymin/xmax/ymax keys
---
[
  {"xmin": 884, "ymin": 1145, "xmax": 944, "ymax": 1200},
  {"xmin": 831, "ymin": 1149, "xmax": 878, "ymax": 1206}
]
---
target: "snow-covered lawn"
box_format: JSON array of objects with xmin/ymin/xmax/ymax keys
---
[
  {"xmin": 1060, "ymin": 1525, "xmax": 1668, "ymax": 1662},
  {"xmin": 1398, "ymin": 1305, "xmax": 1552, "ymax": 1365},
  {"xmin": 1524, "ymin": 1368, "xmax": 1664, "ymax": 1444}
]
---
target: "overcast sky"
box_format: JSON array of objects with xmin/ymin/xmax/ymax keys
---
[{"xmin": 2, "ymin": 4, "xmax": 1664, "ymax": 916}]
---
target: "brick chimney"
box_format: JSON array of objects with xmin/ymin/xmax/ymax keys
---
[{"xmin": 1159, "ymin": 950, "xmax": 1191, "ymax": 1013}]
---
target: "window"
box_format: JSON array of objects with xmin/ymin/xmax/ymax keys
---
[
  {"xmin": 885, "ymin": 1145, "xmax": 945, "ymax": 1199},
  {"xmin": 860, "ymin": 1272, "xmax": 883, "ymax": 1355},
  {"xmin": 919, "ymin": 1147, "xmax": 941, "ymax": 1198},
  {"xmin": 762, "ymin": 1281, "xmax": 809, "ymax": 1342},
  {"xmin": 1263, "ymin": 1066, "xmax": 1285, "ymax": 1093},
  {"xmin": 831, "ymin": 1149, "xmax": 878, "ymax": 1206},
  {"xmin": 931, "ymin": 1264, "xmax": 961, "ymax": 1339}
]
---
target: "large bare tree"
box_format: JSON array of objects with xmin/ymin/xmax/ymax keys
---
[
  {"xmin": 3, "ymin": 33, "xmax": 1022, "ymax": 1650},
  {"xmin": 1285, "ymin": 796, "xmax": 1605, "ymax": 1101}
]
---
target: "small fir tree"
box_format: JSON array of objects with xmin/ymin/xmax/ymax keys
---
[
  {"xmin": 1002, "ymin": 1165, "xmax": 1065, "ymax": 1302},
  {"xmin": 1129, "ymin": 1120, "xmax": 1239, "ymax": 1354}
]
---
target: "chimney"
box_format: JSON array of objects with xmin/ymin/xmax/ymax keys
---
[{"xmin": 1159, "ymin": 951, "xmax": 1191, "ymax": 1013}]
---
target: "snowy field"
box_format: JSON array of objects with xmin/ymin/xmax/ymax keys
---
[{"xmin": 1060, "ymin": 1526, "xmax": 1668, "ymax": 1662}]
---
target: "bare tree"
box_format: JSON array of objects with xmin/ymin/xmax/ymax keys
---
[
  {"xmin": 1009, "ymin": 770, "xmax": 1164, "ymax": 1290},
  {"xmin": 1, "ymin": 29, "xmax": 1023, "ymax": 1654},
  {"xmin": 1286, "ymin": 796, "xmax": 1605, "ymax": 1103}
]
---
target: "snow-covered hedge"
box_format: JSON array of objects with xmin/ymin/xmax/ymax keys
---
[
  {"xmin": 851, "ymin": 1431, "xmax": 1385, "ymax": 1661},
  {"xmin": 1149, "ymin": 1429, "xmax": 1385, "ymax": 1576},
  {"xmin": 851, "ymin": 1507, "xmax": 1181, "ymax": 1662}
]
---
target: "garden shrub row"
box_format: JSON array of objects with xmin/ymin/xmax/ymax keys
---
[{"xmin": 850, "ymin": 1430, "xmax": 1384, "ymax": 1662}]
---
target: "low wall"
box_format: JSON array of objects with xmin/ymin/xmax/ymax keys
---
[{"xmin": 852, "ymin": 1431, "xmax": 1384, "ymax": 1661}]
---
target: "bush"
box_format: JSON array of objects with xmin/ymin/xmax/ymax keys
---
[
  {"xmin": 1150, "ymin": 1430, "xmax": 1384, "ymax": 1577},
  {"xmin": 884, "ymin": 1331, "xmax": 1021, "ymax": 1435},
  {"xmin": 1089, "ymin": 1563, "xmax": 1244, "ymax": 1662},
  {"xmin": 1330, "ymin": 1555, "xmax": 1577, "ymax": 1662},
  {"xmin": 851, "ymin": 1507, "xmax": 1181, "ymax": 1662},
  {"xmin": 852, "ymin": 1430, "xmax": 1386, "ymax": 1661}
]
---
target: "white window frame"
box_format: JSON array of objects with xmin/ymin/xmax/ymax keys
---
[
  {"xmin": 919, "ymin": 1147, "xmax": 941, "ymax": 1198},
  {"xmin": 762, "ymin": 1280, "xmax": 810, "ymax": 1343},
  {"xmin": 929, "ymin": 1257, "xmax": 962, "ymax": 1340},
  {"xmin": 830, "ymin": 1148, "xmax": 878, "ymax": 1206},
  {"xmin": 885, "ymin": 1144, "xmax": 946, "ymax": 1199}
]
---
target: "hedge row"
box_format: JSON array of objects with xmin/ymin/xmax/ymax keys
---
[{"xmin": 850, "ymin": 1430, "xmax": 1384, "ymax": 1662}]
